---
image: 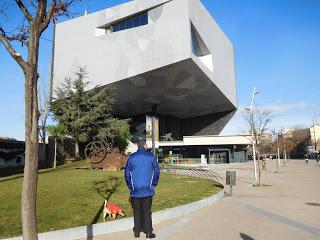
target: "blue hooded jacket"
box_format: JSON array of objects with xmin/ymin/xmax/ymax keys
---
[{"xmin": 125, "ymin": 148, "xmax": 160, "ymax": 198}]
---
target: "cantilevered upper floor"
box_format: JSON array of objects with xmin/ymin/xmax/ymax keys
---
[{"xmin": 53, "ymin": 0, "xmax": 237, "ymax": 136}]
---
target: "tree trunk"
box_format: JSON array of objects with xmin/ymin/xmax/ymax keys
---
[
  {"xmin": 75, "ymin": 141, "xmax": 80, "ymax": 159},
  {"xmin": 284, "ymin": 150, "xmax": 287, "ymax": 166},
  {"xmin": 21, "ymin": 21, "xmax": 41, "ymax": 240},
  {"xmin": 257, "ymin": 147, "xmax": 261, "ymax": 186},
  {"xmin": 41, "ymin": 124, "xmax": 46, "ymax": 163},
  {"xmin": 54, "ymin": 138, "xmax": 57, "ymax": 169},
  {"xmin": 22, "ymin": 69, "xmax": 39, "ymax": 240}
]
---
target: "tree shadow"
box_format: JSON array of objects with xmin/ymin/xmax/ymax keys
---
[
  {"xmin": 305, "ymin": 202, "xmax": 320, "ymax": 207},
  {"xmin": 0, "ymin": 167, "xmax": 57, "ymax": 183},
  {"xmin": 91, "ymin": 176, "xmax": 122, "ymax": 224},
  {"xmin": 86, "ymin": 176, "xmax": 122, "ymax": 240},
  {"xmin": 240, "ymin": 233, "xmax": 255, "ymax": 240}
]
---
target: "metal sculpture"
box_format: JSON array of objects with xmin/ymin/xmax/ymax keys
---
[{"xmin": 84, "ymin": 141, "xmax": 128, "ymax": 170}]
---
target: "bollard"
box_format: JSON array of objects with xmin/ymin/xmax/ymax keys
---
[{"xmin": 226, "ymin": 171, "xmax": 236, "ymax": 196}]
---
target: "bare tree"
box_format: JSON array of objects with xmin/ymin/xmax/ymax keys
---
[
  {"xmin": 244, "ymin": 109, "xmax": 272, "ymax": 186},
  {"xmin": 38, "ymin": 69, "xmax": 53, "ymax": 161},
  {"xmin": 0, "ymin": 1, "xmax": 78, "ymax": 239},
  {"xmin": 38, "ymin": 74, "xmax": 52, "ymax": 145},
  {"xmin": 38, "ymin": 22, "xmax": 56, "ymax": 163},
  {"xmin": 271, "ymin": 129, "xmax": 282, "ymax": 173}
]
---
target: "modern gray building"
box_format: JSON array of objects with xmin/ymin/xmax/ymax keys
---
[{"xmin": 54, "ymin": 0, "xmax": 241, "ymax": 163}]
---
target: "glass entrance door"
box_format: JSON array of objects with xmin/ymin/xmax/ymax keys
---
[{"xmin": 208, "ymin": 149, "xmax": 229, "ymax": 164}]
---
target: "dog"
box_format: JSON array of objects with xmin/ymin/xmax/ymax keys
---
[{"xmin": 103, "ymin": 199, "xmax": 125, "ymax": 221}]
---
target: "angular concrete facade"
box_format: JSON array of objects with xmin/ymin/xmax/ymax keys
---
[{"xmin": 53, "ymin": 0, "xmax": 237, "ymax": 140}]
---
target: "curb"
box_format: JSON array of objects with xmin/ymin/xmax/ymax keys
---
[{"xmin": 4, "ymin": 190, "xmax": 224, "ymax": 240}]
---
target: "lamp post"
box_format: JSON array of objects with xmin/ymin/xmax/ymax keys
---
[
  {"xmin": 245, "ymin": 87, "xmax": 260, "ymax": 182},
  {"xmin": 277, "ymin": 132, "xmax": 282, "ymax": 169},
  {"xmin": 283, "ymin": 133, "xmax": 287, "ymax": 166},
  {"xmin": 312, "ymin": 114, "xmax": 320, "ymax": 155}
]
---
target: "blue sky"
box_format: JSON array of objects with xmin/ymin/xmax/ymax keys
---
[{"xmin": 0, "ymin": 0, "xmax": 320, "ymax": 140}]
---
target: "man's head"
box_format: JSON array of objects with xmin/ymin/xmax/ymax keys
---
[{"xmin": 138, "ymin": 139, "xmax": 147, "ymax": 149}]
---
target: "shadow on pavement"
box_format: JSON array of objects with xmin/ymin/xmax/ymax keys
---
[
  {"xmin": 240, "ymin": 232, "xmax": 255, "ymax": 240},
  {"xmin": 305, "ymin": 202, "xmax": 320, "ymax": 207}
]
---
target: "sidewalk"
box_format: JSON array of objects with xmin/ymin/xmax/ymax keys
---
[{"xmin": 89, "ymin": 160, "xmax": 320, "ymax": 240}]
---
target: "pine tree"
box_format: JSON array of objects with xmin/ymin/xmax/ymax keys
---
[{"xmin": 52, "ymin": 67, "xmax": 130, "ymax": 158}]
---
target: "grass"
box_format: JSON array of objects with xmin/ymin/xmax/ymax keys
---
[{"xmin": 0, "ymin": 160, "xmax": 221, "ymax": 238}]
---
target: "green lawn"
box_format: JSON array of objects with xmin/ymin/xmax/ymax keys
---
[{"xmin": 0, "ymin": 160, "xmax": 221, "ymax": 238}]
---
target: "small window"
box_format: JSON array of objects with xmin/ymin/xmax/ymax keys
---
[
  {"xmin": 111, "ymin": 11, "xmax": 148, "ymax": 33},
  {"xmin": 191, "ymin": 22, "xmax": 213, "ymax": 72}
]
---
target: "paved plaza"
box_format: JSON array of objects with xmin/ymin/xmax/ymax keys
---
[{"xmin": 87, "ymin": 160, "xmax": 320, "ymax": 240}]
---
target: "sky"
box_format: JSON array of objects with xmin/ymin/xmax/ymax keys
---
[{"xmin": 0, "ymin": 0, "xmax": 320, "ymax": 140}]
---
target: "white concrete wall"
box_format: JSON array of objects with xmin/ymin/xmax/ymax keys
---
[
  {"xmin": 188, "ymin": 0, "xmax": 237, "ymax": 107},
  {"xmin": 54, "ymin": 0, "xmax": 191, "ymax": 91},
  {"xmin": 310, "ymin": 125, "xmax": 320, "ymax": 147},
  {"xmin": 53, "ymin": 0, "xmax": 236, "ymax": 110}
]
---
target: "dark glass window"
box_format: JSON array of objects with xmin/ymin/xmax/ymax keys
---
[
  {"xmin": 113, "ymin": 25, "xmax": 120, "ymax": 32},
  {"xmin": 119, "ymin": 22, "xmax": 126, "ymax": 30},
  {"xmin": 191, "ymin": 30, "xmax": 198, "ymax": 55},
  {"xmin": 133, "ymin": 15, "xmax": 140, "ymax": 27},
  {"xmin": 126, "ymin": 18, "xmax": 133, "ymax": 29},
  {"xmin": 112, "ymin": 11, "xmax": 148, "ymax": 33},
  {"xmin": 140, "ymin": 12, "xmax": 148, "ymax": 25}
]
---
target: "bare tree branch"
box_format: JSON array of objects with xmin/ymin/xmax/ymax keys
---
[
  {"xmin": 1, "ymin": 25, "xmax": 30, "ymax": 46},
  {"xmin": 40, "ymin": 0, "xmax": 56, "ymax": 33},
  {"xmin": 0, "ymin": 27, "xmax": 28, "ymax": 71},
  {"xmin": 41, "ymin": 0, "xmax": 80, "ymax": 32},
  {"xmin": 14, "ymin": 0, "xmax": 33, "ymax": 22},
  {"xmin": 0, "ymin": 2, "xmax": 11, "ymax": 20},
  {"xmin": 35, "ymin": 0, "xmax": 47, "ymax": 26}
]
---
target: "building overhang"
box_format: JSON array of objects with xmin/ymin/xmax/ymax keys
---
[{"xmin": 110, "ymin": 58, "xmax": 236, "ymax": 119}]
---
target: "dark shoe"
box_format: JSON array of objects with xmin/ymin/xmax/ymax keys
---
[
  {"xmin": 146, "ymin": 232, "xmax": 156, "ymax": 238},
  {"xmin": 134, "ymin": 232, "xmax": 140, "ymax": 238}
]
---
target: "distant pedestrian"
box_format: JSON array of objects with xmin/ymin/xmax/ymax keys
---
[
  {"xmin": 262, "ymin": 158, "xmax": 267, "ymax": 171},
  {"xmin": 125, "ymin": 139, "xmax": 160, "ymax": 239},
  {"xmin": 304, "ymin": 154, "xmax": 309, "ymax": 164}
]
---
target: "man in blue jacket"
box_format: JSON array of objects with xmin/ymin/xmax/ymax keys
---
[{"xmin": 125, "ymin": 139, "xmax": 160, "ymax": 239}]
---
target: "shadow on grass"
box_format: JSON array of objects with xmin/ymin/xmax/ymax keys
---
[
  {"xmin": 86, "ymin": 176, "xmax": 122, "ymax": 240},
  {"xmin": 0, "ymin": 160, "xmax": 91, "ymax": 183},
  {"xmin": 0, "ymin": 167, "xmax": 56, "ymax": 183}
]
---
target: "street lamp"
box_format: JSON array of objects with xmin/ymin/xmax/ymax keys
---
[
  {"xmin": 312, "ymin": 113, "xmax": 320, "ymax": 155},
  {"xmin": 245, "ymin": 87, "xmax": 260, "ymax": 182},
  {"xmin": 283, "ymin": 132, "xmax": 287, "ymax": 166},
  {"xmin": 277, "ymin": 132, "xmax": 282, "ymax": 169}
]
